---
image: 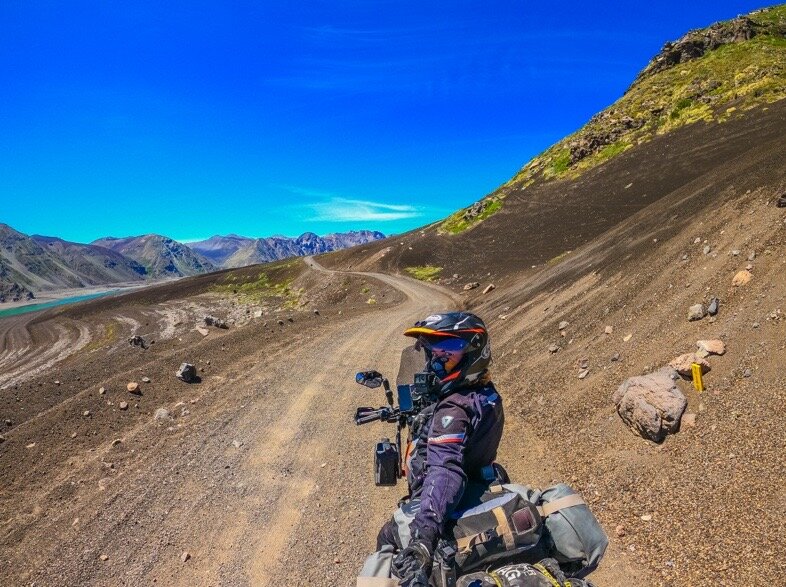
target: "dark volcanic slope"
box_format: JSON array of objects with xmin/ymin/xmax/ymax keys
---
[
  {"xmin": 321, "ymin": 100, "xmax": 786, "ymax": 285},
  {"xmin": 31, "ymin": 236, "xmax": 147, "ymax": 284}
]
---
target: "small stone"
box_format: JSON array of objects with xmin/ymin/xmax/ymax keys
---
[
  {"xmin": 743, "ymin": 368, "xmax": 752, "ymax": 378},
  {"xmin": 100, "ymin": 554, "xmax": 109, "ymax": 561},
  {"xmin": 732, "ymin": 270, "xmax": 752, "ymax": 287},
  {"xmin": 232, "ymin": 440, "xmax": 243, "ymax": 448},
  {"xmin": 578, "ymin": 369, "xmax": 589, "ymax": 380},
  {"xmin": 99, "ymin": 387, "xmax": 106, "ymax": 395},
  {"xmin": 682, "ymin": 254, "xmax": 688, "ymax": 261},
  {"xmin": 623, "ymin": 334, "xmax": 633, "ymax": 342},
  {"xmin": 111, "ymin": 438, "xmax": 122, "ymax": 446},
  {"xmin": 119, "ymin": 401, "xmax": 129, "ymax": 410},
  {"xmin": 693, "ymin": 237, "xmax": 701, "ymax": 244},
  {"xmin": 753, "ymin": 322, "xmax": 760, "ymax": 329},
  {"xmin": 196, "ymin": 326, "xmax": 209, "ymax": 336},
  {"xmin": 181, "ymin": 552, "xmax": 191, "ymax": 563},
  {"xmin": 141, "ymin": 377, "xmax": 151, "ymax": 383},
  {"xmin": 82, "ymin": 410, "xmax": 91, "ymax": 417},
  {"xmin": 703, "ymin": 245, "xmax": 711, "ymax": 255},
  {"xmin": 558, "ymin": 321, "xmax": 569, "ymax": 331},
  {"xmin": 334, "ymin": 557, "xmax": 341, "ymax": 564},
  {"xmin": 688, "ymin": 304, "xmax": 705, "ymax": 321},
  {"xmin": 154, "ymin": 408, "xmax": 171, "ymax": 421},
  {"xmin": 604, "ymin": 325, "xmax": 613, "ymax": 335},
  {"xmin": 640, "ymin": 514, "xmax": 653, "ymax": 522},
  {"xmin": 277, "ymin": 319, "xmax": 285, "ymax": 326},
  {"xmin": 313, "ymin": 309, "xmax": 320, "ymax": 315},
  {"xmin": 707, "ymin": 297, "xmax": 720, "ymax": 316},
  {"xmin": 127, "ymin": 382, "xmax": 140, "ymax": 394},
  {"xmin": 748, "ymin": 251, "xmax": 756, "ymax": 261},
  {"xmin": 745, "ymin": 263, "xmax": 753, "ymax": 270},
  {"xmin": 731, "ymin": 250, "xmax": 740, "ymax": 256},
  {"xmin": 681, "ymin": 413, "xmax": 697, "ymax": 428},
  {"xmin": 615, "ymin": 524, "xmax": 626, "ymax": 537},
  {"xmin": 70, "ymin": 432, "xmax": 77, "ymax": 438},
  {"xmin": 611, "ymin": 353, "xmax": 621, "ymax": 362},
  {"xmin": 26, "ymin": 442, "xmax": 36, "ymax": 449},
  {"xmin": 697, "ymin": 340, "xmax": 726, "ymax": 357},
  {"xmin": 482, "ymin": 284, "xmax": 495, "ymax": 295},
  {"xmin": 669, "ymin": 353, "xmax": 711, "ymax": 378},
  {"xmin": 463, "ymin": 282, "xmax": 480, "ymax": 291},
  {"xmin": 176, "ymin": 363, "xmax": 197, "ymax": 383},
  {"xmin": 55, "ymin": 380, "xmax": 61, "ymax": 386},
  {"xmin": 548, "ymin": 343, "xmax": 560, "ymax": 353}
]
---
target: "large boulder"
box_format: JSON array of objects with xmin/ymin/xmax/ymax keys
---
[{"xmin": 613, "ymin": 368, "xmax": 687, "ymax": 442}]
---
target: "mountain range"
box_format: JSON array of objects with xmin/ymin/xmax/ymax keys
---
[{"xmin": 0, "ymin": 226, "xmax": 385, "ymax": 302}]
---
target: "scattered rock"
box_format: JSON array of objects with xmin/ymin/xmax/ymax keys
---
[
  {"xmin": 731, "ymin": 250, "xmax": 740, "ymax": 257},
  {"xmin": 111, "ymin": 438, "xmax": 123, "ymax": 446},
  {"xmin": 277, "ymin": 319, "xmax": 285, "ymax": 326},
  {"xmin": 204, "ymin": 315, "xmax": 228, "ymax": 329},
  {"xmin": 748, "ymin": 251, "xmax": 756, "ymax": 261},
  {"xmin": 548, "ymin": 343, "xmax": 560, "ymax": 354},
  {"xmin": 26, "ymin": 442, "xmax": 36, "ymax": 449},
  {"xmin": 181, "ymin": 552, "xmax": 191, "ymax": 563},
  {"xmin": 482, "ymin": 284, "xmax": 495, "ymax": 295},
  {"xmin": 154, "ymin": 407, "xmax": 171, "ymax": 421},
  {"xmin": 688, "ymin": 304, "xmax": 705, "ymax": 321},
  {"xmin": 640, "ymin": 514, "xmax": 653, "ymax": 522},
  {"xmin": 69, "ymin": 432, "xmax": 77, "ymax": 438},
  {"xmin": 82, "ymin": 410, "xmax": 91, "ymax": 417},
  {"xmin": 623, "ymin": 334, "xmax": 633, "ymax": 342},
  {"xmin": 693, "ymin": 237, "xmax": 701, "ymax": 244},
  {"xmin": 578, "ymin": 369, "xmax": 589, "ymax": 380},
  {"xmin": 612, "ymin": 367, "xmax": 687, "ymax": 442},
  {"xmin": 127, "ymin": 382, "xmax": 140, "ymax": 394},
  {"xmin": 558, "ymin": 321, "xmax": 569, "ymax": 331},
  {"xmin": 669, "ymin": 353, "xmax": 711, "ymax": 378},
  {"xmin": 176, "ymin": 363, "xmax": 197, "ymax": 383},
  {"xmin": 119, "ymin": 402, "xmax": 129, "ymax": 410},
  {"xmin": 232, "ymin": 439, "xmax": 243, "ymax": 448},
  {"xmin": 313, "ymin": 309, "xmax": 320, "ymax": 316},
  {"xmin": 141, "ymin": 376, "xmax": 151, "ymax": 383},
  {"xmin": 611, "ymin": 353, "xmax": 621, "ymax": 362},
  {"xmin": 615, "ymin": 524, "xmax": 626, "ymax": 538},
  {"xmin": 681, "ymin": 413, "xmax": 697, "ymax": 428},
  {"xmin": 98, "ymin": 386, "xmax": 106, "ymax": 395},
  {"xmin": 196, "ymin": 326, "xmax": 210, "ymax": 336},
  {"xmin": 707, "ymin": 297, "xmax": 720, "ymax": 316},
  {"xmin": 100, "ymin": 554, "xmax": 109, "ymax": 561},
  {"xmin": 604, "ymin": 325, "xmax": 613, "ymax": 335},
  {"xmin": 703, "ymin": 245, "xmax": 711, "ymax": 255},
  {"xmin": 463, "ymin": 282, "xmax": 480, "ymax": 291},
  {"xmin": 55, "ymin": 380, "xmax": 61, "ymax": 386},
  {"xmin": 128, "ymin": 335, "xmax": 148, "ymax": 349},
  {"xmin": 253, "ymin": 310, "xmax": 263, "ymax": 318},
  {"xmin": 696, "ymin": 339, "xmax": 726, "ymax": 357},
  {"xmin": 743, "ymin": 368, "xmax": 752, "ymax": 378},
  {"xmin": 732, "ymin": 270, "xmax": 752, "ymax": 287}
]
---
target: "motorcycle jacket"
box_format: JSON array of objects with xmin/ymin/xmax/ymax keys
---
[{"xmin": 405, "ymin": 380, "xmax": 504, "ymax": 546}]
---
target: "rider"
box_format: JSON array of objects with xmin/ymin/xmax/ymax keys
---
[{"xmin": 378, "ymin": 312, "xmax": 505, "ymax": 586}]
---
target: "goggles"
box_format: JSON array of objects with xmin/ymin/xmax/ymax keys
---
[{"xmin": 420, "ymin": 336, "xmax": 468, "ymax": 354}]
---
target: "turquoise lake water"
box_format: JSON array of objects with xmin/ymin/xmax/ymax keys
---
[{"xmin": 0, "ymin": 290, "xmax": 118, "ymax": 319}]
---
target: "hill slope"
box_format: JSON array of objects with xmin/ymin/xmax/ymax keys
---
[{"xmin": 92, "ymin": 235, "xmax": 216, "ymax": 278}]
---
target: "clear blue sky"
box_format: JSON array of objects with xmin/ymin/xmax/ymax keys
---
[{"xmin": 0, "ymin": 1, "xmax": 767, "ymax": 243}]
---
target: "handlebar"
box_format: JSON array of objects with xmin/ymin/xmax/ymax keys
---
[{"xmin": 355, "ymin": 406, "xmax": 401, "ymax": 425}]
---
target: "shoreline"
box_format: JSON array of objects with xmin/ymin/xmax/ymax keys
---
[{"xmin": 0, "ymin": 282, "xmax": 147, "ymax": 310}]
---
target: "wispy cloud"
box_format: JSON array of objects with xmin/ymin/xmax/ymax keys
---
[{"xmin": 309, "ymin": 197, "xmax": 423, "ymax": 222}]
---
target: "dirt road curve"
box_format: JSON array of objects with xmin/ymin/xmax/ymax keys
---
[{"xmin": 1, "ymin": 260, "xmax": 460, "ymax": 586}]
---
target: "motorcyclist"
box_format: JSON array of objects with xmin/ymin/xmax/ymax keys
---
[{"xmin": 377, "ymin": 312, "xmax": 505, "ymax": 586}]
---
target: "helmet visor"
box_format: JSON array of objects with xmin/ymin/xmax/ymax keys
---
[{"xmin": 420, "ymin": 336, "xmax": 468, "ymax": 374}]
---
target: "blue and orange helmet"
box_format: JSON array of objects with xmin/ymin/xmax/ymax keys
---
[{"xmin": 404, "ymin": 312, "xmax": 491, "ymax": 393}]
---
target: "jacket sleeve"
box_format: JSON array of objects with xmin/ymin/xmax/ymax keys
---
[{"xmin": 409, "ymin": 398, "xmax": 472, "ymax": 547}]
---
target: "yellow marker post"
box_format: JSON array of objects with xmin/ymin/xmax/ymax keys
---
[{"xmin": 691, "ymin": 363, "xmax": 704, "ymax": 392}]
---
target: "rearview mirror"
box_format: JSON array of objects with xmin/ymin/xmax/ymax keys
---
[{"xmin": 356, "ymin": 370, "xmax": 384, "ymax": 389}]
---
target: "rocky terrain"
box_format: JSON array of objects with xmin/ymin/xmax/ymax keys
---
[
  {"xmin": 91, "ymin": 235, "xmax": 216, "ymax": 279},
  {"xmin": 2, "ymin": 6, "xmax": 786, "ymax": 586}
]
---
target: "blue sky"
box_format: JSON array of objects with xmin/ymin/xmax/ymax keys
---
[{"xmin": 0, "ymin": 1, "xmax": 767, "ymax": 243}]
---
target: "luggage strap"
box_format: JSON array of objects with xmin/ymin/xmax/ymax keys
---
[
  {"xmin": 455, "ymin": 506, "xmax": 514, "ymax": 554},
  {"xmin": 537, "ymin": 494, "xmax": 585, "ymax": 517},
  {"xmin": 533, "ymin": 563, "xmax": 572, "ymax": 587}
]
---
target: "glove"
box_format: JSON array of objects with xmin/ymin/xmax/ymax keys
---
[{"xmin": 392, "ymin": 540, "xmax": 432, "ymax": 587}]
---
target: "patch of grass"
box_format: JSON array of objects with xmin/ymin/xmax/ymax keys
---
[
  {"xmin": 548, "ymin": 250, "xmax": 573, "ymax": 265},
  {"xmin": 501, "ymin": 6, "xmax": 786, "ymax": 187},
  {"xmin": 82, "ymin": 320, "xmax": 119, "ymax": 353},
  {"xmin": 404, "ymin": 265, "xmax": 443, "ymax": 281},
  {"xmin": 211, "ymin": 268, "xmax": 301, "ymax": 307},
  {"xmin": 440, "ymin": 198, "xmax": 503, "ymax": 234}
]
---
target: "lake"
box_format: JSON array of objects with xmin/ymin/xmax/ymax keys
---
[{"xmin": 0, "ymin": 290, "xmax": 118, "ymax": 319}]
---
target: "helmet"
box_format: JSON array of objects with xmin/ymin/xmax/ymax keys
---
[{"xmin": 404, "ymin": 312, "xmax": 491, "ymax": 394}]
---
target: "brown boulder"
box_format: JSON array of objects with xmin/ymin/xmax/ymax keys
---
[
  {"xmin": 669, "ymin": 353, "xmax": 711, "ymax": 378},
  {"xmin": 126, "ymin": 382, "xmax": 140, "ymax": 394},
  {"xmin": 612, "ymin": 368, "xmax": 687, "ymax": 442},
  {"xmin": 696, "ymin": 339, "xmax": 726, "ymax": 358}
]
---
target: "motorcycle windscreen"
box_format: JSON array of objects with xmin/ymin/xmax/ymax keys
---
[{"xmin": 395, "ymin": 344, "xmax": 425, "ymax": 387}]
